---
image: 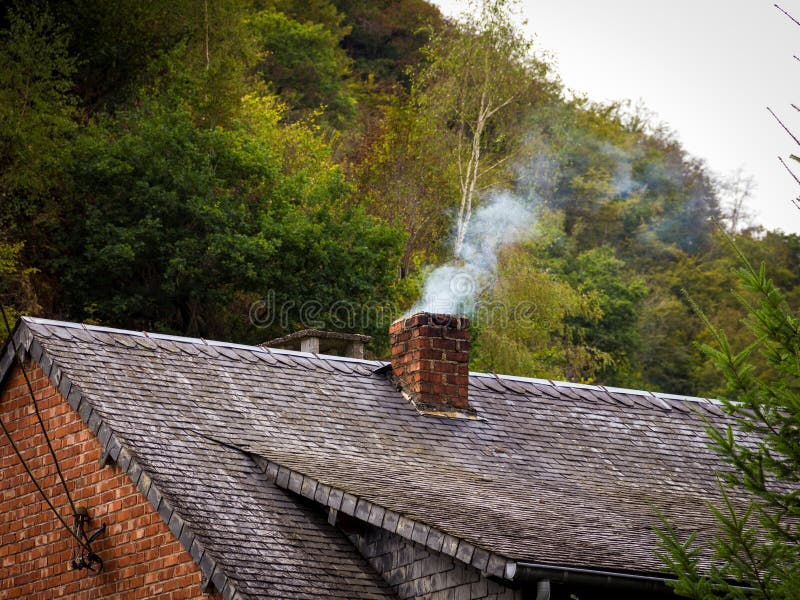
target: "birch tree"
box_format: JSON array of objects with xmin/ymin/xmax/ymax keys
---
[{"xmin": 415, "ymin": 0, "xmax": 554, "ymax": 255}]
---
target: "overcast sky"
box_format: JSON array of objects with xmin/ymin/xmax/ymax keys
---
[{"xmin": 432, "ymin": 0, "xmax": 800, "ymax": 234}]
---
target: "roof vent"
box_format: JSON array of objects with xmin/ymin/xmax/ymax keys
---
[
  {"xmin": 262, "ymin": 329, "xmax": 371, "ymax": 359},
  {"xmin": 388, "ymin": 312, "xmax": 474, "ymax": 416}
]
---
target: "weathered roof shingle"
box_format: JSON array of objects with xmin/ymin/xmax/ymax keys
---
[{"xmin": 4, "ymin": 316, "xmax": 738, "ymax": 596}]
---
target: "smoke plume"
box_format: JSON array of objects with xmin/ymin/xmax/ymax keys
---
[{"xmin": 409, "ymin": 191, "xmax": 536, "ymax": 316}]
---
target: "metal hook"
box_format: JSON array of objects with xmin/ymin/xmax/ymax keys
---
[{"xmin": 70, "ymin": 507, "xmax": 105, "ymax": 573}]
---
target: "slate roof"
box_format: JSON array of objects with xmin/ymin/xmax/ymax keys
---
[{"xmin": 2, "ymin": 317, "xmax": 739, "ymax": 597}]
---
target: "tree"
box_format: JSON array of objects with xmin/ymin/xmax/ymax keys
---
[
  {"xmin": 0, "ymin": 239, "xmax": 38, "ymax": 343},
  {"xmin": 563, "ymin": 245, "xmax": 648, "ymax": 385},
  {"xmin": 719, "ymin": 168, "xmax": 756, "ymax": 235},
  {"xmin": 656, "ymin": 243, "xmax": 800, "ymax": 598},
  {"xmin": 656, "ymin": 6, "xmax": 800, "ymax": 591},
  {"xmin": 413, "ymin": 0, "xmax": 556, "ymax": 255},
  {"xmin": 353, "ymin": 98, "xmax": 459, "ymax": 275},
  {"xmin": 771, "ymin": 4, "xmax": 800, "ymax": 209},
  {"xmin": 0, "ymin": 4, "xmax": 79, "ymax": 317},
  {"xmin": 333, "ymin": 0, "xmax": 444, "ymax": 89},
  {"xmin": 469, "ymin": 213, "xmax": 608, "ymax": 381},
  {"xmin": 469, "ymin": 244, "xmax": 598, "ymax": 380},
  {"xmin": 0, "ymin": 4, "xmax": 76, "ymax": 240},
  {"xmin": 58, "ymin": 92, "xmax": 403, "ymax": 342},
  {"xmin": 31, "ymin": 0, "xmax": 257, "ymax": 122},
  {"xmin": 249, "ymin": 3, "xmax": 357, "ymax": 127}
]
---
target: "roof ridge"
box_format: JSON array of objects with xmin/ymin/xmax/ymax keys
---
[
  {"xmin": 22, "ymin": 317, "xmax": 720, "ymax": 404},
  {"xmin": 21, "ymin": 316, "xmax": 385, "ymax": 368},
  {"xmin": 470, "ymin": 369, "xmax": 720, "ymax": 406}
]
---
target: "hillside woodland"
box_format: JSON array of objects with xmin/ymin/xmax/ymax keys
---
[{"xmin": 1, "ymin": 0, "xmax": 798, "ymax": 397}]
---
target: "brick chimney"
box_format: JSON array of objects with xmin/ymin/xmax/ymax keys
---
[{"xmin": 388, "ymin": 312, "xmax": 473, "ymax": 415}]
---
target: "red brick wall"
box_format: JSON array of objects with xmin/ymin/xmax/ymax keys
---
[
  {"xmin": 0, "ymin": 361, "xmax": 215, "ymax": 600},
  {"xmin": 389, "ymin": 313, "xmax": 471, "ymax": 412}
]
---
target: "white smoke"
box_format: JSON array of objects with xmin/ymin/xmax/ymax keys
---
[
  {"xmin": 410, "ymin": 191, "xmax": 536, "ymax": 316},
  {"xmin": 408, "ymin": 137, "xmax": 654, "ymax": 317},
  {"xmin": 603, "ymin": 143, "xmax": 643, "ymax": 198}
]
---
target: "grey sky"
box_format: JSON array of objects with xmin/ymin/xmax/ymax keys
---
[{"xmin": 433, "ymin": 0, "xmax": 800, "ymax": 234}]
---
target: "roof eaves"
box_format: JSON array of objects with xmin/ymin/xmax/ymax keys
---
[
  {"xmin": 4, "ymin": 320, "xmax": 241, "ymax": 600},
  {"xmin": 250, "ymin": 454, "xmax": 517, "ymax": 581}
]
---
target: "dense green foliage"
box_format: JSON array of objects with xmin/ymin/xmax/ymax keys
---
[
  {"xmin": 250, "ymin": 3, "xmax": 356, "ymax": 126},
  {"xmin": 1, "ymin": 0, "xmax": 798, "ymax": 398},
  {"xmin": 60, "ymin": 95, "xmax": 400, "ymax": 341},
  {"xmin": 657, "ymin": 244, "xmax": 800, "ymax": 598}
]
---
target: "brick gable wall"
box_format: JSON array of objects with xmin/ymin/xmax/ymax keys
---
[{"xmin": 0, "ymin": 361, "xmax": 216, "ymax": 600}]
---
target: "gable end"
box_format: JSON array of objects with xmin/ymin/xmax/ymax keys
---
[{"xmin": 0, "ymin": 325, "xmax": 227, "ymax": 599}]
